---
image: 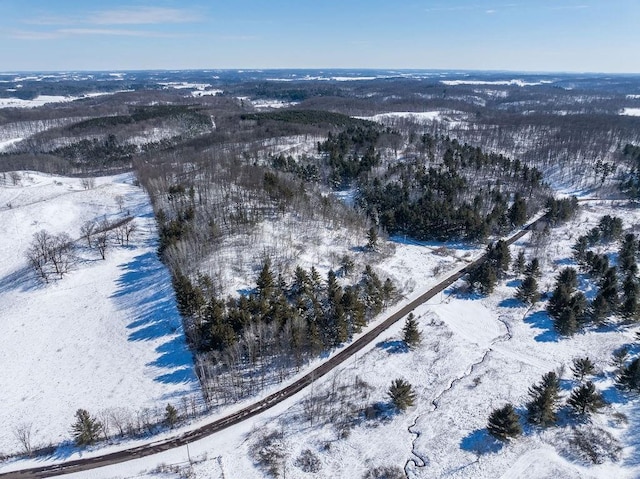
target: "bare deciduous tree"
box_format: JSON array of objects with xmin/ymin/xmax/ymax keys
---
[
  {"xmin": 80, "ymin": 220, "xmax": 96, "ymax": 248},
  {"xmin": 13, "ymin": 422, "xmax": 34, "ymax": 456},
  {"xmin": 80, "ymin": 177, "xmax": 96, "ymax": 190}
]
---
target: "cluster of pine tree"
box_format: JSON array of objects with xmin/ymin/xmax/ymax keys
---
[
  {"xmin": 559, "ymin": 215, "xmax": 640, "ymax": 334},
  {"xmin": 514, "ymin": 252, "xmax": 541, "ymax": 305},
  {"xmin": 357, "ymin": 135, "xmax": 548, "ymax": 241},
  {"xmin": 619, "ymin": 143, "xmax": 640, "ymax": 198},
  {"xmin": 488, "ymin": 360, "xmax": 606, "ymax": 442},
  {"xmin": 173, "ymin": 261, "xmax": 396, "ymax": 403},
  {"xmin": 467, "ymin": 240, "xmax": 511, "ymax": 294},
  {"xmin": 316, "ymin": 125, "xmax": 383, "ymax": 187}
]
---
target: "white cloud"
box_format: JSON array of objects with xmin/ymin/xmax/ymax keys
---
[
  {"xmin": 88, "ymin": 7, "xmax": 202, "ymax": 25},
  {"xmin": 8, "ymin": 29, "xmax": 61, "ymax": 40},
  {"xmin": 25, "ymin": 7, "xmax": 202, "ymax": 27},
  {"xmin": 58, "ymin": 28, "xmax": 174, "ymax": 37}
]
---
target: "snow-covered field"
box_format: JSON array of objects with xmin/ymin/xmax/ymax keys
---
[
  {"xmin": 19, "ymin": 201, "xmax": 636, "ymax": 479},
  {"xmin": 621, "ymin": 108, "xmax": 640, "ymax": 117},
  {"xmin": 0, "ymin": 172, "xmax": 198, "ymax": 455},
  {"xmin": 0, "ymin": 92, "xmax": 120, "ymax": 109},
  {"xmin": 2, "ymin": 171, "xmax": 640, "ymax": 479}
]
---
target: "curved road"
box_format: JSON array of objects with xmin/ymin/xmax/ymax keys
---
[{"xmin": 0, "ymin": 217, "xmax": 542, "ymax": 479}]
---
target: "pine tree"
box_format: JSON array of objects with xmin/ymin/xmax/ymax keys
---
[
  {"xmin": 388, "ymin": 379, "xmax": 416, "ymax": 411},
  {"xmin": 514, "ymin": 250, "xmax": 527, "ymax": 275},
  {"xmin": 618, "ymin": 357, "xmax": 640, "ymax": 392},
  {"xmin": 567, "ymin": 381, "xmax": 606, "ymax": 416},
  {"xmin": 621, "ymin": 273, "xmax": 640, "ymax": 320},
  {"xmin": 526, "ymin": 372, "xmax": 561, "ymax": 427},
  {"xmin": 487, "ymin": 403, "xmax": 522, "ymax": 441},
  {"xmin": 403, "ymin": 313, "xmax": 422, "ymax": 349},
  {"xmin": 515, "ymin": 275, "xmax": 540, "ymax": 304},
  {"xmin": 508, "ymin": 193, "xmax": 528, "ymax": 227},
  {"xmin": 571, "ymin": 357, "xmax": 596, "ymax": 381},
  {"xmin": 572, "ymin": 236, "xmax": 589, "ymax": 265},
  {"xmin": 71, "ymin": 409, "xmax": 102, "ymax": 446},
  {"xmin": 367, "ymin": 226, "xmax": 379, "ymax": 251},
  {"xmin": 619, "ymin": 233, "xmax": 638, "ymax": 275},
  {"xmin": 172, "ymin": 271, "xmax": 204, "ymax": 318},
  {"xmin": 256, "ymin": 259, "xmax": 275, "ymax": 299},
  {"xmin": 547, "ymin": 268, "xmax": 586, "ymax": 335},
  {"xmin": 524, "ymin": 257, "xmax": 541, "ymax": 278},
  {"xmin": 164, "ymin": 404, "xmax": 179, "ymax": 429},
  {"xmin": 487, "ymin": 240, "xmax": 511, "ymax": 278},
  {"xmin": 469, "ymin": 261, "xmax": 497, "ymax": 295}
]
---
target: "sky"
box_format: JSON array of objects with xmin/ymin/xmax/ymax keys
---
[{"xmin": 1, "ymin": 0, "xmax": 639, "ymax": 73}]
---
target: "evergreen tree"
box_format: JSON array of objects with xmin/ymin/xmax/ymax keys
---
[
  {"xmin": 618, "ymin": 357, "xmax": 640, "ymax": 392},
  {"xmin": 487, "ymin": 403, "xmax": 522, "ymax": 441},
  {"xmin": 514, "ymin": 250, "xmax": 527, "ymax": 275},
  {"xmin": 469, "ymin": 261, "xmax": 497, "ymax": 295},
  {"xmin": 567, "ymin": 381, "xmax": 606, "ymax": 416},
  {"xmin": 619, "ymin": 233, "xmax": 638, "ymax": 275},
  {"xmin": 621, "ymin": 273, "xmax": 640, "ymax": 320},
  {"xmin": 388, "ymin": 379, "xmax": 416, "ymax": 411},
  {"xmin": 526, "ymin": 372, "xmax": 561, "ymax": 427},
  {"xmin": 164, "ymin": 404, "xmax": 179, "ymax": 429},
  {"xmin": 572, "ymin": 236, "xmax": 589, "ymax": 265},
  {"xmin": 367, "ymin": 226, "xmax": 379, "ymax": 251},
  {"xmin": 172, "ymin": 271, "xmax": 204, "ymax": 318},
  {"xmin": 508, "ymin": 193, "xmax": 527, "ymax": 227},
  {"xmin": 488, "ymin": 240, "xmax": 511, "ymax": 278},
  {"xmin": 524, "ymin": 257, "xmax": 541, "ymax": 278},
  {"xmin": 402, "ymin": 313, "xmax": 422, "ymax": 349},
  {"xmin": 71, "ymin": 409, "xmax": 102, "ymax": 446},
  {"xmin": 598, "ymin": 215, "xmax": 623, "ymax": 242},
  {"xmin": 547, "ymin": 267, "xmax": 586, "ymax": 335},
  {"xmin": 256, "ymin": 259, "xmax": 275, "ymax": 299},
  {"xmin": 571, "ymin": 357, "xmax": 596, "ymax": 382},
  {"xmin": 515, "ymin": 275, "xmax": 540, "ymax": 304}
]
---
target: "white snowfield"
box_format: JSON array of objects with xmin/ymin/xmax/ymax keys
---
[
  {"xmin": 0, "ymin": 172, "xmax": 198, "ymax": 455},
  {"xmin": 621, "ymin": 108, "xmax": 640, "ymax": 117}
]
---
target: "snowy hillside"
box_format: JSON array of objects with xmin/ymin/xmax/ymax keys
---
[{"xmin": 0, "ymin": 172, "xmax": 199, "ymax": 455}]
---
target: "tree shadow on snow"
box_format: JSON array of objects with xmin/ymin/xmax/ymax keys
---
[
  {"xmin": 524, "ymin": 311, "xmax": 559, "ymax": 342},
  {"xmin": 506, "ymin": 279, "xmax": 521, "ymax": 288},
  {"xmin": 499, "ymin": 298, "xmax": 523, "ymax": 308},
  {"xmin": 376, "ymin": 339, "xmax": 408, "ymax": 354},
  {"xmin": 111, "ymin": 250, "xmax": 197, "ymax": 385},
  {"xmin": 0, "ymin": 265, "xmax": 46, "ymax": 294},
  {"xmin": 555, "ymin": 257, "xmax": 575, "ymax": 267},
  {"xmin": 460, "ymin": 429, "xmax": 503, "ymax": 454}
]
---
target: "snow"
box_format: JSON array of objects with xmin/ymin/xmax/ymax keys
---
[
  {"xmin": 2, "ymin": 176, "xmax": 640, "ymax": 479},
  {"xmin": 27, "ymin": 200, "xmax": 638, "ymax": 479},
  {"xmin": 190, "ymin": 89, "xmax": 223, "ymax": 97},
  {"xmin": 0, "ymin": 138, "xmax": 22, "ymax": 152},
  {"xmin": 0, "ymin": 92, "xmax": 126, "ymax": 109},
  {"xmin": 0, "ymin": 172, "xmax": 198, "ymax": 455},
  {"xmin": 358, "ymin": 111, "xmax": 445, "ymax": 123},
  {"xmin": 0, "ymin": 95, "xmax": 75, "ymax": 109},
  {"xmin": 620, "ymin": 108, "xmax": 640, "ymax": 117},
  {"xmin": 441, "ymin": 79, "xmax": 554, "ymax": 87},
  {"xmin": 159, "ymin": 82, "xmax": 211, "ymax": 90}
]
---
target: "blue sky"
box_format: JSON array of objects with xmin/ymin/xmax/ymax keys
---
[{"xmin": 1, "ymin": 0, "xmax": 638, "ymax": 73}]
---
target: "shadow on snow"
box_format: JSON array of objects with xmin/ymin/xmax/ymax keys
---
[
  {"xmin": 110, "ymin": 250, "xmax": 197, "ymax": 386},
  {"xmin": 460, "ymin": 428, "xmax": 503, "ymax": 454},
  {"xmin": 376, "ymin": 339, "xmax": 409, "ymax": 354},
  {"xmin": 524, "ymin": 310, "xmax": 559, "ymax": 343}
]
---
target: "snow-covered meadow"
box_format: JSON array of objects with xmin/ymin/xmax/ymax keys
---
[{"xmin": 0, "ymin": 172, "xmax": 199, "ymax": 455}]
